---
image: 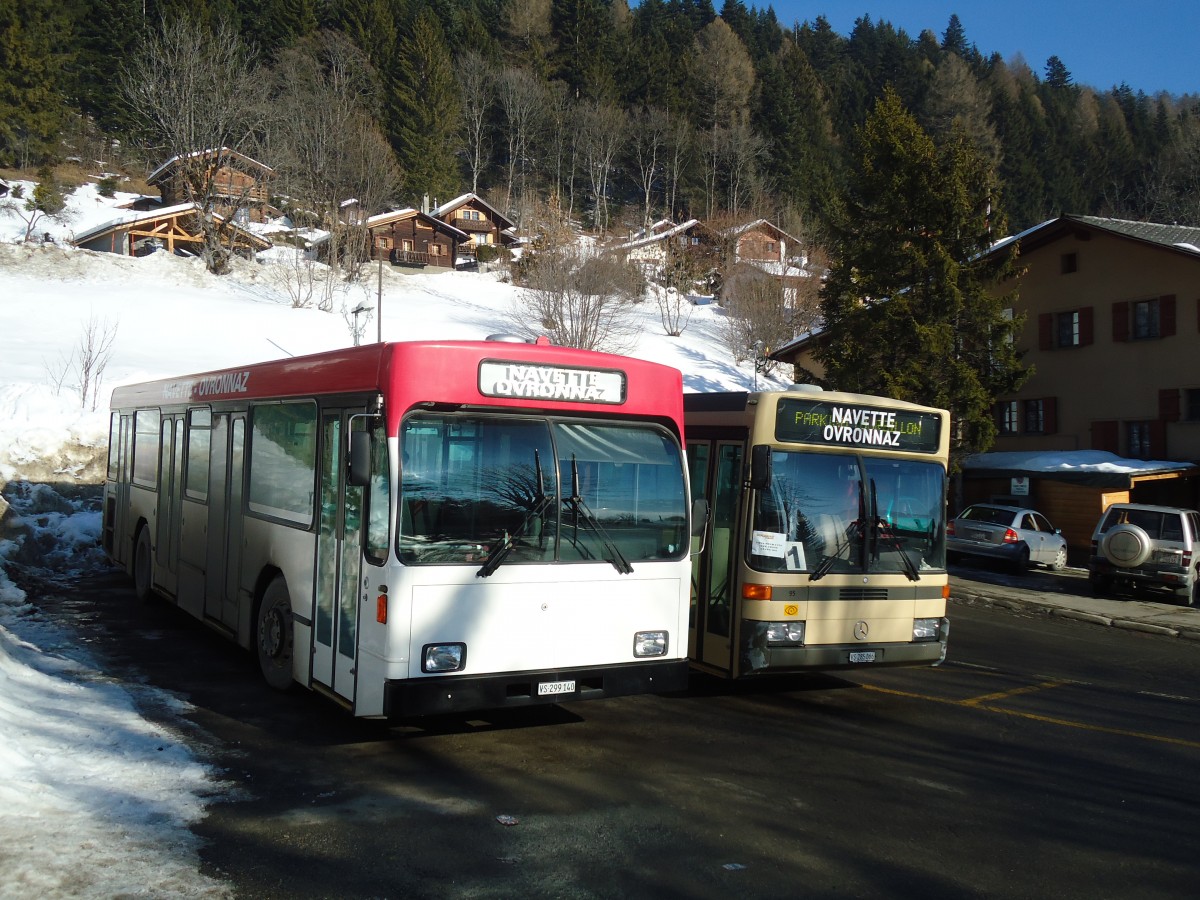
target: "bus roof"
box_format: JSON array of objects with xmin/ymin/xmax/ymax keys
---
[{"xmin": 109, "ymin": 340, "xmax": 685, "ymax": 434}]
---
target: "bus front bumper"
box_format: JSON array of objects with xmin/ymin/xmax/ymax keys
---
[
  {"xmin": 741, "ymin": 618, "xmax": 950, "ymax": 673},
  {"xmin": 383, "ymin": 658, "xmax": 689, "ymax": 718}
]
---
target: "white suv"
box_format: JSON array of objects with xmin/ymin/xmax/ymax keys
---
[{"xmin": 1088, "ymin": 503, "xmax": 1200, "ymax": 605}]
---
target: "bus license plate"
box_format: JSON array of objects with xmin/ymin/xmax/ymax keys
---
[
  {"xmin": 537, "ymin": 680, "xmax": 576, "ymax": 696},
  {"xmin": 849, "ymin": 651, "xmax": 876, "ymax": 664}
]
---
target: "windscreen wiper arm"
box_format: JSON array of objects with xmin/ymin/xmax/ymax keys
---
[
  {"xmin": 871, "ymin": 479, "xmax": 919, "ymax": 582},
  {"xmin": 564, "ymin": 455, "xmax": 634, "ymax": 575},
  {"xmin": 477, "ymin": 450, "xmax": 554, "ymax": 578}
]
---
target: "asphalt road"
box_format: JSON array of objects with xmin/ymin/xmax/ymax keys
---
[{"xmin": 32, "ymin": 572, "xmax": 1200, "ymax": 899}]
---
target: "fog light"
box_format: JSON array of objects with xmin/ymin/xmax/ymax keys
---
[
  {"xmin": 634, "ymin": 630, "xmax": 668, "ymax": 657},
  {"xmin": 913, "ymin": 618, "xmax": 940, "ymax": 642},
  {"xmin": 766, "ymin": 621, "xmax": 805, "ymax": 644},
  {"xmin": 422, "ymin": 642, "xmax": 467, "ymax": 673}
]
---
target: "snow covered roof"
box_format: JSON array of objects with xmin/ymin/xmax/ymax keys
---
[
  {"xmin": 146, "ymin": 147, "xmax": 275, "ymax": 185},
  {"xmin": 988, "ymin": 215, "xmax": 1200, "ymax": 260},
  {"xmin": 616, "ymin": 218, "xmax": 703, "ymax": 251},
  {"xmin": 72, "ymin": 202, "xmax": 273, "ymax": 250},
  {"xmin": 363, "ymin": 207, "xmax": 469, "ymax": 241},
  {"xmin": 963, "ymin": 450, "xmax": 1196, "ymax": 488},
  {"xmin": 430, "ymin": 192, "xmax": 515, "ymax": 230}
]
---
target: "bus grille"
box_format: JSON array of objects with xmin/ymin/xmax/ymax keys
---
[{"xmin": 839, "ymin": 588, "xmax": 889, "ymax": 601}]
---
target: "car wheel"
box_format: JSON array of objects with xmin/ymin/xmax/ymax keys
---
[
  {"xmin": 1051, "ymin": 545, "xmax": 1068, "ymax": 571},
  {"xmin": 133, "ymin": 526, "xmax": 154, "ymax": 603},
  {"xmin": 1190, "ymin": 581, "xmax": 1200, "ymax": 608},
  {"xmin": 256, "ymin": 577, "xmax": 295, "ymax": 692},
  {"xmin": 1101, "ymin": 524, "xmax": 1152, "ymax": 568},
  {"xmin": 1011, "ymin": 546, "xmax": 1030, "ymax": 574}
]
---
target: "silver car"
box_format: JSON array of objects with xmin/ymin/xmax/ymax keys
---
[{"xmin": 947, "ymin": 504, "xmax": 1068, "ymax": 573}]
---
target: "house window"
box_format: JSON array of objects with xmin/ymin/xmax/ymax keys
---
[
  {"xmin": 998, "ymin": 400, "xmax": 1019, "ymax": 435},
  {"xmin": 1127, "ymin": 422, "xmax": 1153, "ymax": 459},
  {"xmin": 375, "ymin": 236, "xmax": 391, "ymax": 250},
  {"xmin": 1025, "ymin": 399, "xmax": 1045, "ymax": 433},
  {"xmin": 430, "ymin": 243, "xmax": 444, "ymax": 257},
  {"xmin": 1133, "ymin": 299, "xmax": 1160, "ymax": 339},
  {"xmin": 461, "ymin": 209, "xmax": 481, "ymax": 221},
  {"xmin": 1186, "ymin": 389, "xmax": 1200, "ymax": 422},
  {"xmin": 1061, "ymin": 252, "xmax": 1077, "ymax": 274},
  {"xmin": 1056, "ymin": 311, "xmax": 1079, "ymax": 347},
  {"xmin": 402, "ymin": 240, "xmax": 413, "ymax": 252}
]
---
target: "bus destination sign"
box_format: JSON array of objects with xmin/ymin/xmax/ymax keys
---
[
  {"xmin": 775, "ymin": 397, "xmax": 941, "ymax": 453},
  {"xmin": 479, "ymin": 360, "xmax": 626, "ymax": 404}
]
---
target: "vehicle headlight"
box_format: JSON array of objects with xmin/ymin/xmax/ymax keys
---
[
  {"xmin": 422, "ymin": 642, "xmax": 467, "ymax": 672},
  {"xmin": 913, "ymin": 618, "xmax": 941, "ymax": 642},
  {"xmin": 766, "ymin": 621, "xmax": 805, "ymax": 645},
  {"xmin": 633, "ymin": 631, "xmax": 668, "ymax": 657}
]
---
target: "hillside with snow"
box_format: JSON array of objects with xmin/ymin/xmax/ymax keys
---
[{"xmin": 0, "ymin": 181, "xmax": 774, "ymax": 896}]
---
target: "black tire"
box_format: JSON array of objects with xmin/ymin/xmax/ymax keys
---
[
  {"xmin": 1190, "ymin": 581, "xmax": 1199, "ymax": 608},
  {"xmin": 133, "ymin": 526, "xmax": 154, "ymax": 603},
  {"xmin": 1011, "ymin": 546, "xmax": 1030, "ymax": 574},
  {"xmin": 257, "ymin": 577, "xmax": 295, "ymax": 691}
]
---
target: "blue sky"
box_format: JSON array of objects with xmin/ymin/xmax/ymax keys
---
[{"xmin": 749, "ymin": 1, "xmax": 1198, "ymax": 96}]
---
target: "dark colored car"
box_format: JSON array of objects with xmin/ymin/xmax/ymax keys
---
[{"xmin": 947, "ymin": 504, "xmax": 1068, "ymax": 573}]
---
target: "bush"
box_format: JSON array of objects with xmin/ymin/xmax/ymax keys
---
[
  {"xmin": 475, "ymin": 243, "xmax": 500, "ymax": 263},
  {"xmin": 97, "ymin": 176, "xmax": 119, "ymax": 198}
]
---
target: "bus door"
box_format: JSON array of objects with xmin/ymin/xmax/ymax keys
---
[
  {"xmin": 311, "ymin": 410, "xmax": 365, "ymax": 702},
  {"xmin": 204, "ymin": 414, "xmax": 244, "ymax": 631},
  {"xmin": 154, "ymin": 417, "xmax": 184, "ymax": 596},
  {"xmin": 687, "ymin": 440, "xmax": 743, "ymax": 674},
  {"xmin": 110, "ymin": 414, "xmax": 133, "ymax": 568}
]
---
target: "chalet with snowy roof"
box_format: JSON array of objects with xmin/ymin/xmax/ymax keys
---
[
  {"xmin": 364, "ymin": 208, "xmax": 469, "ymax": 269},
  {"xmin": 616, "ymin": 219, "xmax": 718, "ymax": 266},
  {"xmin": 71, "ymin": 203, "xmax": 272, "ymax": 257},
  {"xmin": 147, "ymin": 148, "xmax": 276, "ymax": 223},
  {"xmin": 429, "ymin": 193, "xmax": 515, "ymax": 259}
]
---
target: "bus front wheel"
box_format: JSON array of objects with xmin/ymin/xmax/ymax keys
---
[{"xmin": 257, "ymin": 578, "xmax": 295, "ymax": 691}]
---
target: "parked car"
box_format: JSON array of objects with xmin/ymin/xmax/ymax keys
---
[
  {"xmin": 1088, "ymin": 503, "xmax": 1200, "ymax": 605},
  {"xmin": 946, "ymin": 503, "xmax": 1068, "ymax": 573}
]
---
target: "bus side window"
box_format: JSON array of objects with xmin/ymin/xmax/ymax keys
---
[{"xmin": 364, "ymin": 420, "xmax": 391, "ymax": 564}]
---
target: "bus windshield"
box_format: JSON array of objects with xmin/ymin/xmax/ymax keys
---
[
  {"xmin": 399, "ymin": 414, "xmax": 688, "ymax": 569},
  {"xmin": 749, "ymin": 450, "xmax": 946, "ymax": 577}
]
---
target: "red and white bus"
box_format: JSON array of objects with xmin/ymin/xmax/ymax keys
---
[{"xmin": 103, "ymin": 339, "xmax": 695, "ymax": 718}]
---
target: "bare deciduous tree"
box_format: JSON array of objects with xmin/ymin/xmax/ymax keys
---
[
  {"xmin": 653, "ymin": 284, "xmax": 694, "ymax": 337},
  {"xmin": 629, "ymin": 105, "xmax": 671, "ymax": 229},
  {"xmin": 497, "ymin": 66, "xmax": 546, "ymax": 221},
  {"xmin": 579, "ymin": 100, "xmax": 627, "ymax": 234},
  {"xmin": 516, "ymin": 244, "xmax": 644, "ymax": 353},
  {"xmin": 74, "ymin": 314, "xmax": 119, "ymax": 411},
  {"xmin": 458, "ymin": 50, "xmax": 494, "ymax": 194},
  {"xmin": 120, "ymin": 15, "xmax": 268, "ymax": 275}
]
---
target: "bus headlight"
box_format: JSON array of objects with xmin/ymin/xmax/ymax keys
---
[
  {"xmin": 766, "ymin": 622, "xmax": 805, "ymax": 645},
  {"xmin": 913, "ymin": 618, "xmax": 941, "ymax": 642},
  {"xmin": 422, "ymin": 642, "xmax": 467, "ymax": 673},
  {"xmin": 633, "ymin": 631, "xmax": 668, "ymax": 657}
]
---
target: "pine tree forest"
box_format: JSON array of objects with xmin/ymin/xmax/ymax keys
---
[{"xmin": 4, "ymin": 0, "xmax": 1198, "ymax": 240}]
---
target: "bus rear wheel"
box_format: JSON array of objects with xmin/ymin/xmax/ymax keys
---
[
  {"xmin": 257, "ymin": 578, "xmax": 295, "ymax": 691},
  {"xmin": 133, "ymin": 526, "xmax": 154, "ymax": 603}
]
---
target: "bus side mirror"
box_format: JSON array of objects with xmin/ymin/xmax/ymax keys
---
[
  {"xmin": 749, "ymin": 444, "xmax": 772, "ymax": 490},
  {"xmin": 348, "ymin": 430, "xmax": 372, "ymax": 487},
  {"xmin": 691, "ymin": 498, "xmax": 709, "ymax": 538}
]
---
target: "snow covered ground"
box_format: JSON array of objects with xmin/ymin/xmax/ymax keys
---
[{"xmin": 0, "ymin": 181, "xmax": 772, "ymax": 896}]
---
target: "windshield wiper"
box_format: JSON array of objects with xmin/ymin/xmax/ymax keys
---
[
  {"xmin": 871, "ymin": 479, "xmax": 919, "ymax": 582},
  {"xmin": 477, "ymin": 450, "xmax": 554, "ymax": 578},
  {"xmin": 812, "ymin": 478, "xmax": 868, "ymax": 582},
  {"xmin": 563, "ymin": 454, "xmax": 633, "ymax": 575}
]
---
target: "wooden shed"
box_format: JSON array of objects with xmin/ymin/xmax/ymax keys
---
[{"xmin": 72, "ymin": 203, "xmax": 272, "ymax": 257}]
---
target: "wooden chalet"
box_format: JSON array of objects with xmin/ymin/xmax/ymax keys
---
[
  {"xmin": 147, "ymin": 148, "xmax": 276, "ymax": 223},
  {"xmin": 430, "ymin": 193, "xmax": 516, "ymax": 258},
  {"xmin": 71, "ymin": 203, "xmax": 272, "ymax": 257},
  {"xmin": 365, "ymin": 208, "xmax": 468, "ymax": 269}
]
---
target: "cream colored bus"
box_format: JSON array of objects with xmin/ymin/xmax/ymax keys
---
[{"xmin": 684, "ymin": 386, "xmax": 950, "ymax": 679}]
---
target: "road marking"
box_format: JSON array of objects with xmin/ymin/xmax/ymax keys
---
[
  {"xmin": 960, "ymin": 680, "xmax": 1065, "ymax": 706},
  {"xmin": 859, "ymin": 683, "xmax": 1200, "ymax": 750}
]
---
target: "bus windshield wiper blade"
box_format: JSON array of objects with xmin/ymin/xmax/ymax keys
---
[
  {"xmin": 477, "ymin": 450, "xmax": 553, "ymax": 578},
  {"xmin": 565, "ymin": 455, "xmax": 634, "ymax": 575},
  {"xmin": 871, "ymin": 479, "xmax": 919, "ymax": 582},
  {"xmin": 808, "ymin": 553, "xmax": 839, "ymax": 581}
]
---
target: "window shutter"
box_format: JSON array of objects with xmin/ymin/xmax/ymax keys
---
[
  {"xmin": 1160, "ymin": 295, "xmax": 1177, "ymax": 337},
  {"xmin": 1159, "ymin": 388, "xmax": 1181, "ymax": 422},
  {"xmin": 1112, "ymin": 301, "xmax": 1129, "ymax": 342},
  {"xmin": 1079, "ymin": 306, "xmax": 1094, "ymax": 346},
  {"xmin": 1092, "ymin": 420, "xmax": 1119, "ymax": 452},
  {"xmin": 1038, "ymin": 313, "xmax": 1053, "ymax": 350},
  {"xmin": 1149, "ymin": 419, "xmax": 1167, "ymax": 459},
  {"xmin": 1044, "ymin": 397, "xmax": 1058, "ymax": 434}
]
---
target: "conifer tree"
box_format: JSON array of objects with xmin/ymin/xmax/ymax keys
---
[
  {"xmin": 0, "ymin": 0, "xmax": 71, "ymax": 167},
  {"xmin": 386, "ymin": 8, "xmax": 461, "ymax": 204},
  {"xmin": 816, "ymin": 88, "xmax": 1028, "ymax": 466}
]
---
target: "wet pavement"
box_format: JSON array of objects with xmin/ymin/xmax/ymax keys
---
[{"xmin": 949, "ymin": 561, "xmax": 1200, "ymax": 639}]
